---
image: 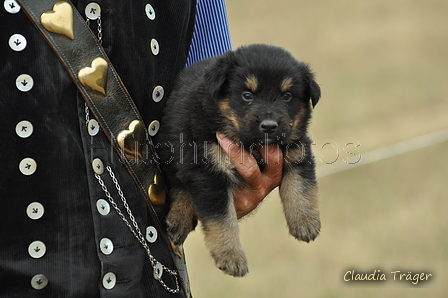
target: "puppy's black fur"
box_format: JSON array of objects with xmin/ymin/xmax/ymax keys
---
[{"xmin": 157, "ymin": 44, "xmax": 321, "ymax": 277}]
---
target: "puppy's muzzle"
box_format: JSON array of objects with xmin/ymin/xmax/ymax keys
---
[{"xmin": 260, "ymin": 119, "xmax": 278, "ymax": 134}]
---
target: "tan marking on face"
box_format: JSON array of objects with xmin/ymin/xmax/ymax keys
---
[
  {"xmin": 280, "ymin": 77, "xmax": 294, "ymax": 92},
  {"xmin": 244, "ymin": 74, "xmax": 258, "ymax": 93},
  {"xmin": 289, "ymin": 102, "xmax": 308, "ymax": 140},
  {"xmin": 218, "ymin": 98, "xmax": 240, "ymax": 132}
]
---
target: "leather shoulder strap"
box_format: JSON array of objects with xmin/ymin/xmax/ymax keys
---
[{"xmin": 17, "ymin": 0, "xmax": 164, "ymax": 213}]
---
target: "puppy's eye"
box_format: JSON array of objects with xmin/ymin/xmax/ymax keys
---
[
  {"xmin": 282, "ymin": 92, "xmax": 292, "ymax": 102},
  {"xmin": 242, "ymin": 92, "xmax": 254, "ymax": 102}
]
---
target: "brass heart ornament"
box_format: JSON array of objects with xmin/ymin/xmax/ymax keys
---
[
  {"xmin": 117, "ymin": 120, "xmax": 146, "ymax": 159},
  {"xmin": 78, "ymin": 57, "xmax": 109, "ymax": 96},
  {"xmin": 41, "ymin": 1, "xmax": 74, "ymax": 40},
  {"xmin": 148, "ymin": 172, "xmax": 167, "ymax": 206}
]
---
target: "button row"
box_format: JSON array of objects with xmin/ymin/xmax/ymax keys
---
[
  {"xmin": 146, "ymin": 3, "xmax": 161, "ymax": 137},
  {"xmin": 7, "ymin": 0, "xmax": 49, "ymax": 291}
]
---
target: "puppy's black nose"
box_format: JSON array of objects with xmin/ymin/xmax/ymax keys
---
[{"xmin": 260, "ymin": 120, "xmax": 278, "ymax": 133}]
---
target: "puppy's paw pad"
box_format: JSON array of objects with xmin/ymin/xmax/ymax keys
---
[
  {"xmin": 289, "ymin": 215, "xmax": 321, "ymax": 243},
  {"xmin": 213, "ymin": 249, "xmax": 248, "ymax": 277}
]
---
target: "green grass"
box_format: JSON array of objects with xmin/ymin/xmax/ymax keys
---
[{"xmin": 183, "ymin": 1, "xmax": 448, "ymax": 297}]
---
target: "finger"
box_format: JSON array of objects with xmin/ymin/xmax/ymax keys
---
[{"xmin": 216, "ymin": 132, "xmax": 260, "ymax": 179}]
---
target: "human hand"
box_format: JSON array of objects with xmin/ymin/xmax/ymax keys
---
[{"xmin": 216, "ymin": 132, "xmax": 284, "ymax": 219}]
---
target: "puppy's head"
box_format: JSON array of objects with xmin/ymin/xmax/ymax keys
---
[{"xmin": 205, "ymin": 44, "xmax": 321, "ymax": 146}]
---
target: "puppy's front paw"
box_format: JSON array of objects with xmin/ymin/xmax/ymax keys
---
[
  {"xmin": 212, "ymin": 248, "xmax": 248, "ymax": 277},
  {"xmin": 287, "ymin": 208, "xmax": 321, "ymax": 243},
  {"xmin": 166, "ymin": 212, "xmax": 194, "ymax": 245}
]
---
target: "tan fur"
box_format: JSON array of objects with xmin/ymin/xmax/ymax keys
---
[
  {"xmin": 280, "ymin": 77, "xmax": 293, "ymax": 92},
  {"xmin": 279, "ymin": 168, "xmax": 321, "ymax": 242},
  {"xmin": 244, "ymin": 74, "xmax": 258, "ymax": 92},
  {"xmin": 289, "ymin": 102, "xmax": 308, "ymax": 140},
  {"xmin": 218, "ymin": 99, "xmax": 240, "ymax": 133},
  {"xmin": 166, "ymin": 188, "xmax": 197, "ymax": 244},
  {"xmin": 202, "ymin": 190, "xmax": 248, "ymax": 277},
  {"xmin": 283, "ymin": 145, "xmax": 306, "ymax": 169}
]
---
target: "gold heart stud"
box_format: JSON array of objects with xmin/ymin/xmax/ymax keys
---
[
  {"xmin": 78, "ymin": 57, "xmax": 108, "ymax": 96},
  {"xmin": 117, "ymin": 120, "xmax": 146, "ymax": 159},
  {"xmin": 41, "ymin": 1, "xmax": 74, "ymax": 40},
  {"xmin": 148, "ymin": 172, "xmax": 166, "ymax": 206}
]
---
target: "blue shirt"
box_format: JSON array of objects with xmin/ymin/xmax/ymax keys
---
[{"xmin": 186, "ymin": 0, "xmax": 232, "ymax": 66}]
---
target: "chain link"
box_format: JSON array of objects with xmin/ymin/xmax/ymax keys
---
[
  {"xmin": 95, "ymin": 166, "xmax": 179, "ymax": 294},
  {"xmin": 84, "ymin": 103, "xmax": 90, "ymax": 126},
  {"xmin": 97, "ymin": 16, "xmax": 102, "ymax": 45},
  {"xmin": 85, "ymin": 15, "xmax": 102, "ymax": 44}
]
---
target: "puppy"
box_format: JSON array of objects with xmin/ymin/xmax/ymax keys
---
[{"xmin": 157, "ymin": 44, "xmax": 321, "ymax": 277}]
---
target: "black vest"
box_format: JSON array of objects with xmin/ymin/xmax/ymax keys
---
[{"xmin": 0, "ymin": 1, "xmax": 195, "ymax": 297}]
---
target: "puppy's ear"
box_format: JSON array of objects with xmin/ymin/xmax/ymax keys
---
[
  {"xmin": 205, "ymin": 51, "xmax": 237, "ymax": 98},
  {"xmin": 299, "ymin": 63, "xmax": 321, "ymax": 108},
  {"xmin": 307, "ymin": 75, "xmax": 321, "ymax": 108}
]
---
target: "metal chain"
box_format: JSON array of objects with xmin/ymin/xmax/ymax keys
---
[
  {"xmin": 84, "ymin": 103, "xmax": 90, "ymax": 126},
  {"xmin": 85, "ymin": 16, "xmax": 102, "ymax": 44},
  {"xmin": 97, "ymin": 16, "xmax": 102, "ymax": 45},
  {"xmin": 94, "ymin": 166, "xmax": 179, "ymax": 294}
]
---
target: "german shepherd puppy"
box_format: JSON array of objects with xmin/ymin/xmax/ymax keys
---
[{"xmin": 157, "ymin": 44, "xmax": 321, "ymax": 277}]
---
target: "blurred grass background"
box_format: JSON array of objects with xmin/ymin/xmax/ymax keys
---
[{"xmin": 183, "ymin": 0, "xmax": 448, "ymax": 297}]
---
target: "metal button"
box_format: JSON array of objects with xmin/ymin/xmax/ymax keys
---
[
  {"xmin": 92, "ymin": 158, "xmax": 104, "ymax": 175},
  {"xmin": 31, "ymin": 274, "xmax": 48, "ymax": 290},
  {"xmin": 9, "ymin": 34, "xmax": 27, "ymax": 51},
  {"xmin": 102, "ymin": 272, "xmax": 116, "ymax": 290},
  {"xmin": 150, "ymin": 39, "xmax": 159, "ymax": 55},
  {"xmin": 19, "ymin": 158, "xmax": 37, "ymax": 176},
  {"xmin": 16, "ymin": 74, "xmax": 34, "ymax": 92},
  {"xmin": 88, "ymin": 119, "xmax": 100, "ymax": 136},
  {"xmin": 100, "ymin": 238, "xmax": 114, "ymax": 255},
  {"xmin": 152, "ymin": 85, "xmax": 164, "ymax": 102},
  {"xmin": 145, "ymin": 4, "xmax": 155, "ymax": 20},
  {"xmin": 85, "ymin": 2, "xmax": 101, "ymax": 20},
  {"xmin": 4, "ymin": 0, "xmax": 21, "ymax": 14},
  {"xmin": 28, "ymin": 241, "xmax": 46, "ymax": 259},
  {"xmin": 96, "ymin": 199, "xmax": 110, "ymax": 216},
  {"xmin": 16, "ymin": 120, "xmax": 33, "ymax": 138},
  {"xmin": 148, "ymin": 120, "xmax": 160, "ymax": 136},
  {"xmin": 146, "ymin": 226, "xmax": 158, "ymax": 243},
  {"xmin": 27, "ymin": 202, "xmax": 44, "ymax": 220}
]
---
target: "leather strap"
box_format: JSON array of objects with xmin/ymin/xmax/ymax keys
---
[
  {"xmin": 17, "ymin": 1, "xmax": 190, "ymax": 296},
  {"xmin": 17, "ymin": 0, "xmax": 162, "ymax": 213}
]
